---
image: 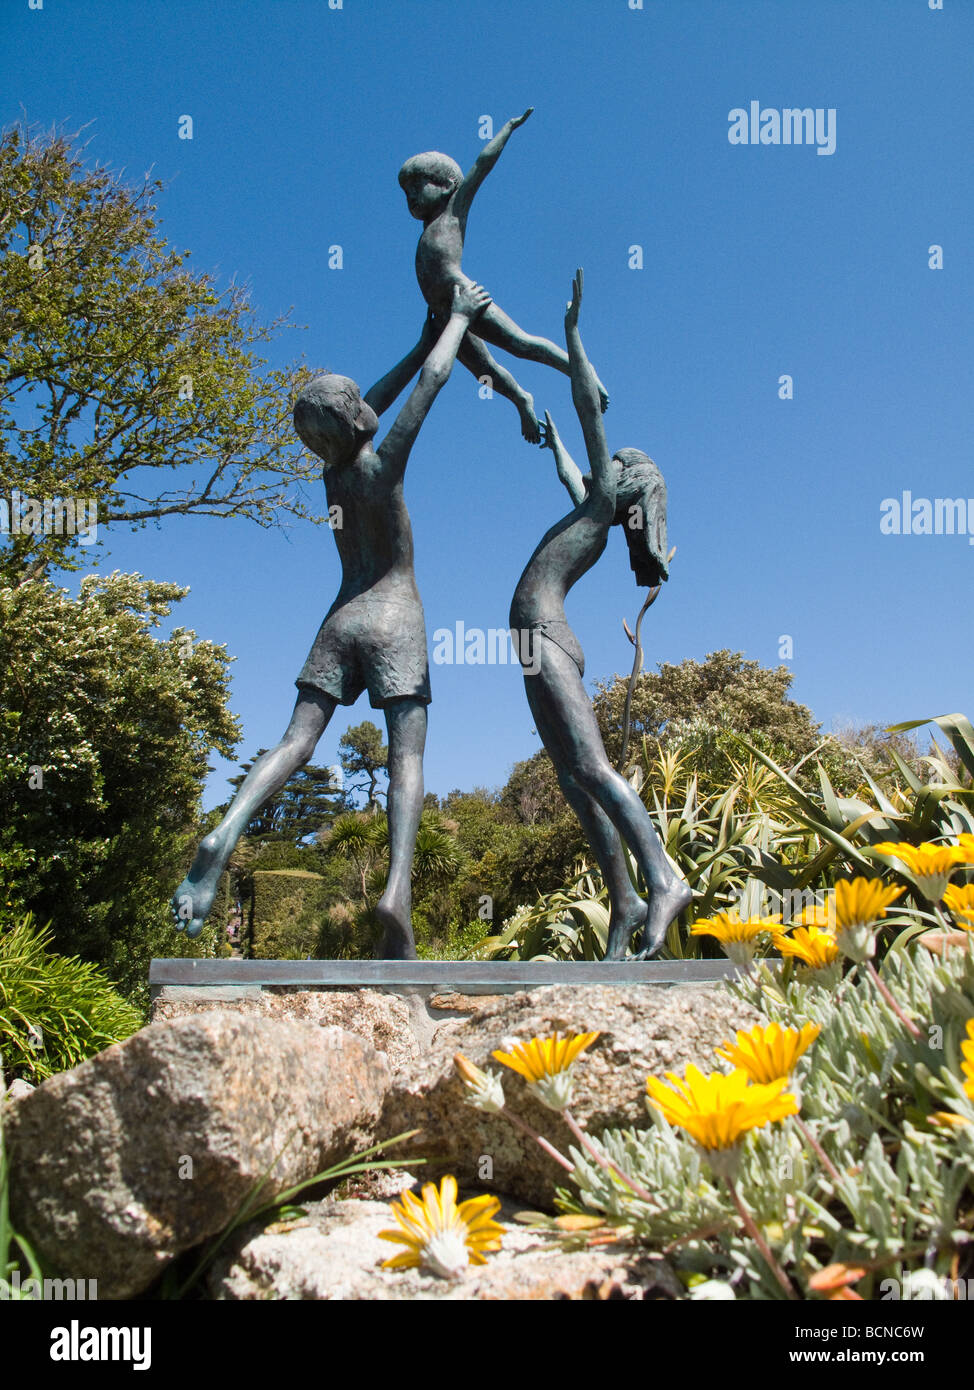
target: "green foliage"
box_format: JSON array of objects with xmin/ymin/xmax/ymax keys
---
[
  {"xmin": 0, "ymin": 915, "xmax": 141, "ymax": 1082},
  {"xmin": 498, "ymin": 752, "xmax": 567, "ymax": 824},
  {"xmin": 225, "ymin": 758, "xmax": 344, "ymax": 845},
  {"xmin": 317, "ymin": 808, "xmax": 474, "ymax": 957},
  {"xmin": 738, "ymin": 711, "xmax": 974, "ymax": 917},
  {"xmin": 594, "ymin": 650, "xmax": 923, "ymax": 801},
  {"xmin": 483, "ymin": 711, "xmax": 974, "ymax": 965},
  {"xmin": 0, "ymin": 121, "xmax": 322, "ymax": 586},
  {"xmin": 593, "ymin": 649, "xmax": 823, "ymax": 771},
  {"xmin": 338, "ymin": 721, "xmax": 389, "ymax": 810},
  {"xmin": 0, "ymin": 1101, "xmax": 43, "ymax": 1298},
  {"xmin": 480, "ymin": 866, "xmax": 609, "ymax": 961},
  {"xmin": 0, "ymin": 571, "xmax": 239, "ymax": 1003},
  {"xmin": 249, "ymin": 870, "xmax": 329, "ymax": 960},
  {"xmin": 554, "ymin": 936, "xmax": 974, "ymax": 1300}
]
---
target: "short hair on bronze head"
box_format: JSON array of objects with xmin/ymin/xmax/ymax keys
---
[
  {"xmin": 293, "ymin": 374, "xmax": 361, "ymax": 459},
  {"xmin": 397, "ymin": 151, "xmax": 463, "ymax": 192},
  {"xmin": 611, "ymin": 449, "xmax": 669, "ymax": 588}
]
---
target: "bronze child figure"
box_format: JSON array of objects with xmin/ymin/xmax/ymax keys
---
[
  {"xmin": 399, "ymin": 108, "xmax": 609, "ymax": 444},
  {"xmin": 171, "ymin": 281, "xmax": 492, "ymax": 959},
  {"xmin": 509, "ymin": 270, "xmax": 691, "ymax": 959}
]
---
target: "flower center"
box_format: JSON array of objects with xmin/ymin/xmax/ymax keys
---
[{"xmin": 423, "ymin": 1223, "xmax": 471, "ymax": 1279}]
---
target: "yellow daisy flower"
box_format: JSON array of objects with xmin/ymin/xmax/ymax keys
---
[
  {"xmin": 689, "ymin": 911, "xmax": 779, "ymax": 967},
  {"xmin": 798, "ymin": 878, "xmax": 904, "ymax": 962},
  {"xmin": 492, "ymin": 1030, "xmax": 599, "ymax": 1110},
  {"xmin": 927, "ymin": 1020, "xmax": 974, "ymax": 1128},
  {"xmin": 928, "ymin": 1111, "xmax": 971, "ymax": 1131},
  {"xmin": 799, "ymin": 878, "xmax": 904, "ymax": 928},
  {"xmin": 715, "ymin": 1022, "xmax": 821, "ymax": 1084},
  {"xmin": 378, "ymin": 1176, "xmax": 503, "ymax": 1278},
  {"xmin": 453, "ymin": 1052, "xmax": 506, "ymax": 1113},
  {"xmin": 953, "ymin": 833, "xmax": 974, "ymax": 864},
  {"xmin": 646, "ymin": 1064, "xmax": 798, "ymax": 1178},
  {"xmin": 963, "ymin": 1019, "xmax": 974, "ymax": 1100},
  {"xmin": 772, "ymin": 925, "xmax": 841, "ymax": 978},
  {"xmin": 944, "ymin": 883, "xmax": 974, "ymax": 930},
  {"xmin": 872, "ymin": 841, "xmax": 961, "ymax": 902}
]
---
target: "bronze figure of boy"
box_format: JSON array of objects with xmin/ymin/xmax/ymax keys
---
[
  {"xmin": 399, "ymin": 108, "xmax": 608, "ymax": 443},
  {"xmin": 171, "ymin": 282, "xmax": 491, "ymax": 959}
]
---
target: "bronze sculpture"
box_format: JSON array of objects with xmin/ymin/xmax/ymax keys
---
[
  {"xmin": 509, "ymin": 272, "xmax": 690, "ymax": 959},
  {"xmin": 171, "ymin": 283, "xmax": 491, "ymax": 958},
  {"xmin": 399, "ymin": 108, "xmax": 608, "ymax": 443},
  {"xmin": 172, "ymin": 115, "xmax": 690, "ymax": 961}
]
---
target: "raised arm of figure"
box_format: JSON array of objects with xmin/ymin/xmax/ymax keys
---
[
  {"xmin": 452, "ymin": 108, "xmax": 533, "ymax": 227},
  {"xmin": 363, "ymin": 311, "xmax": 438, "ymax": 416},
  {"xmin": 564, "ymin": 269, "xmax": 613, "ymax": 506},
  {"xmin": 541, "ymin": 410, "xmax": 587, "ymax": 506},
  {"xmin": 377, "ymin": 282, "xmax": 491, "ymax": 478}
]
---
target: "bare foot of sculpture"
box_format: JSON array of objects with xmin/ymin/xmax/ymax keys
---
[
  {"xmin": 375, "ymin": 893, "xmax": 418, "ymax": 960},
  {"xmin": 604, "ymin": 898, "xmax": 653, "ymax": 960},
  {"xmin": 518, "ymin": 393, "xmax": 541, "ymax": 442},
  {"xmin": 633, "ymin": 880, "xmax": 693, "ymax": 960},
  {"xmin": 171, "ymin": 832, "xmax": 227, "ymax": 939}
]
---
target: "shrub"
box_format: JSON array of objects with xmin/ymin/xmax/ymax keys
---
[
  {"xmin": 0, "ymin": 915, "xmax": 142, "ymax": 1081},
  {"xmin": 458, "ymin": 858, "xmax": 974, "ymax": 1300},
  {"xmin": 249, "ymin": 869, "xmax": 329, "ymax": 959}
]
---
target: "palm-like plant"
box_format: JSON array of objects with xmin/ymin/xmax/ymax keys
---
[
  {"xmin": 478, "ymin": 715, "xmax": 974, "ymax": 963},
  {"xmin": 322, "ymin": 813, "xmax": 386, "ymax": 909}
]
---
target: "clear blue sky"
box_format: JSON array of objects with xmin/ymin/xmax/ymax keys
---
[{"xmin": 5, "ymin": 0, "xmax": 972, "ymax": 809}]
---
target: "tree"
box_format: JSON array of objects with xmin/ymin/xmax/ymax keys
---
[
  {"xmin": 224, "ymin": 757, "xmax": 344, "ymax": 844},
  {"xmin": 593, "ymin": 649, "xmax": 823, "ymax": 768},
  {"xmin": 0, "ymin": 122, "xmax": 322, "ymax": 586},
  {"xmin": 0, "ymin": 571, "xmax": 239, "ymax": 1002},
  {"xmin": 498, "ymin": 751, "xmax": 566, "ymax": 824},
  {"xmin": 338, "ymin": 721, "xmax": 389, "ymax": 810}
]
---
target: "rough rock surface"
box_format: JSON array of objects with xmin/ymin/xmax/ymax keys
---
[
  {"xmin": 151, "ymin": 986, "xmax": 422, "ymax": 1070},
  {"xmin": 6, "ymin": 1011, "xmax": 391, "ymax": 1299},
  {"xmin": 3, "ymin": 1078, "xmax": 34, "ymax": 1102},
  {"xmin": 208, "ymin": 1195, "xmax": 682, "ymax": 1301},
  {"xmin": 380, "ymin": 983, "xmax": 763, "ymax": 1207}
]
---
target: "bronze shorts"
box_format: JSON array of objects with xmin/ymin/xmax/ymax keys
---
[{"xmin": 296, "ymin": 594, "xmax": 431, "ymax": 708}]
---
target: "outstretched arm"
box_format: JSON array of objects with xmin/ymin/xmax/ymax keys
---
[
  {"xmin": 453, "ymin": 108, "xmax": 533, "ymax": 225},
  {"xmin": 363, "ymin": 312, "xmax": 438, "ymax": 416},
  {"xmin": 378, "ymin": 282, "xmax": 491, "ymax": 477},
  {"xmin": 564, "ymin": 269, "xmax": 613, "ymax": 504},
  {"xmin": 541, "ymin": 410, "xmax": 587, "ymax": 506}
]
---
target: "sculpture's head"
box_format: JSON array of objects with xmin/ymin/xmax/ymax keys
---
[
  {"xmin": 293, "ymin": 375, "xmax": 379, "ymax": 466},
  {"xmin": 397, "ymin": 151, "xmax": 462, "ymax": 220},
  {"xmin": 611, "ymin": 449, "xmax": 669, "ymax": 587}
]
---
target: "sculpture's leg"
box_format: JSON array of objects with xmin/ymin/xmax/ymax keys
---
[
  {"xmin": 171, "ymin": 689, "xmax": 336, "ymax": 938},
  {"xmin": 477, "ymin": 304, "xmax": 609, "ymax": 413},
  {"xmin": 525, "ymin": 643, "xmax": 690, "ymax": 958},
  {"xmin": 374, "ymin": 696, "xmax": 426, "ymax": 960},
  {"xmin": 457, "ymin": 332, "xmax": 541, "ymax": 442},
  {"xmin": 530, "ymin": 695, "xmax": 647, "ymax": 959}
]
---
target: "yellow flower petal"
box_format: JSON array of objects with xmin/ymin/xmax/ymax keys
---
[
  {"xmin": 944, "ymin": 883, "xmax": 974, "ymax": 930},
  {"xmin": 492, "ymin": 1030, "xmax": 599, "ymax": 1083},
  {"xmin": 773, "ymin": 925, "xmax": 840, "ymax": 971},
  {"xmin": 380, "ymin": 1176, "xmax": 504, "ymax": 1274},
  {"xmin": 716, "ymin": 1022, "xmax": 820, "ymax": 1083},
  {"xmin": 646, "ymin": 1065, "xmax": 798, "ymax": 1151}
]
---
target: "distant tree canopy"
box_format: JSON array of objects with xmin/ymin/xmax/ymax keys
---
[
  {"xmin": 338, "ymin": 721, "xmax": 389, "ymax": 810},
  {"xmin": 0, "ymin": 121, "xmax": 322, "ymax": 586},
  {"xmin": 593, "ymin": 649, "xmax": 822, "ymax": 766},
  {"xmin": 225, "ymin": 758, "xmax": 345, "ymax": 844},
  {"xmin": 498, "ymin": 751, "xmax": 567, "ymax": 825}
]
